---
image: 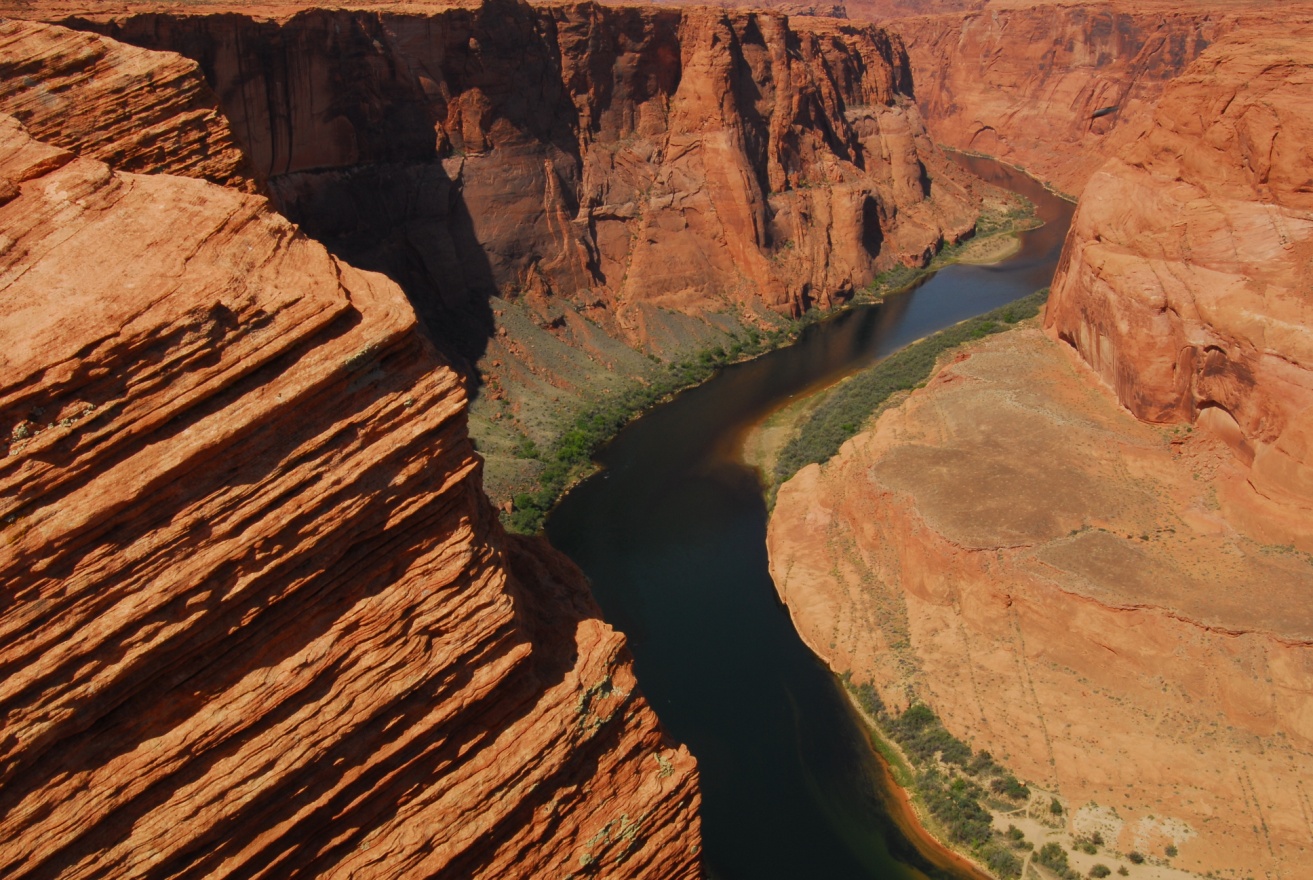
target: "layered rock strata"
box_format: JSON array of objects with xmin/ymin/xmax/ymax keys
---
[
  {"xmin": 0, "ymin": 17, "xmax": 252, "ymax": 188},
  {"xmin": 888, "ymin": 1, "xmax": 1313, "ymax": 195},
  {"xmin": 768, "ymin": 326, "xmax": 1313, "ymax": 878},
  {"xmin": 1047, "ymin": 28, "xmax": 1313, "ymax": 548},
  {"xmin": 0, "ymin": 109, "xmax": 699, "ymax": 877}
]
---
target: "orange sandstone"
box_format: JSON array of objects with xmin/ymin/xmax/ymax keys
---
[
  {"xmin": 1047, "ymin": 27, "xmax": 1313, "ymax": 548},
  {"xmin": 0, "ymin": 99, "xmax": 699, "ymax": 877},
  {"xmin": 768, "ymin": 327, "xmax": 1313, "ymax": 879},
  {"xmin": 888, "ymin": 1, "xmax": 1313, "ymax": 196}
]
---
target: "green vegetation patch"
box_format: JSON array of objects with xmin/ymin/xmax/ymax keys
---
[
  {"xmin": 504, "ymin": 326, "xmax": 790, "ymax": 533},
  {"xmin": 772, "ymin": 288, "xmax": 1049, "ymax": 490},
  {"xmin": 844, "ymin": 676, "xmax": 1030, "ymax": 880}
]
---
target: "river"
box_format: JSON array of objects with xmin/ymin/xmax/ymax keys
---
[{"xmin": 545, "ymin": 156, "xmax": 1075, "ymax": 879}]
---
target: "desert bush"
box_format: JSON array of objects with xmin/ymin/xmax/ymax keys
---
[
  {"xmin": 1037, "ymin": 842, "xmax": 1070, "ymax": 874},
  {"xmin": 991, "ymin": 774, "xmax": 1030, "ymax": 800}
]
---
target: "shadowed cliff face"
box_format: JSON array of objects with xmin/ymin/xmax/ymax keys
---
[
  {"xmin": 72, "ymin": 1, "xmax": 979, "ymax": 365},
  {"xmin": 0, "ymin": 21, "xmax": 700, "ymax": 877}
]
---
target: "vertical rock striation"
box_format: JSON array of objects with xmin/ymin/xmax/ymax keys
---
[
  {"xmin": 71, "ymin": 2, "xmax": 979, "ymax": 353},
  {"xmin": 0, "ymin": 102, "xmax": 699, "ymax": 877}
]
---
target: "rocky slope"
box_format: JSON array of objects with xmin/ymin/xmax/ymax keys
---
[
  {"xmin": 767, "ymin": 25, "xmax": 1313, "ymax": 880},
  {"xmin": 1047, "ymin": 27, "xmax": 1313, "ymax": 548},
  {"xmin": 0, "ymin": 31, "xmax": 699, "ymax": 878},
  {"xmin": 887, "ymin": 0, "xmax": 1313, "ymax": 195}
]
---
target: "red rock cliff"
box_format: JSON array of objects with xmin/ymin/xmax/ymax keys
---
[
  {"xmin": 65, "ymin": 1, "xmax": 979, "ymax": 356},
  {"xmin": 0, "ymin": 24, "xmax": 700, "ymax": 876},
  {"xmin": 1047, "ymin": 26, "xmax": 1313, "ymax": 547},
  {"xmin": 885, "ymin": 1, "xmax": 1313, "ymax": 195}
]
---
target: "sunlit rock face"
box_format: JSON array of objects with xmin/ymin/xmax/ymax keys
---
[
  {"xmin": 0, "ymin": 20, "xmax": 700, "ymax": 877},
  {"xmin": 1047, "ymin": 26, "xmax": 1313, "ymax": 545}
]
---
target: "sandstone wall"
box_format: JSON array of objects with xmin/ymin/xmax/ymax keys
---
[
  {"xmin": 1047, "ymin": 28, "xmax": 1313, "ymax": 544},
  {"xmin": 70, "ymin": 2, "xmax": 979, "ymax": 357},
  {"xmin": 0, "ymin": 85, "xmax": 699, "ymax": 878},
  {"xmin": 889, "ymin": 2, "xmax": 1236, "ymax": 195}
]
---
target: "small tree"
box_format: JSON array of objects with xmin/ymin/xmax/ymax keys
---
[
  {"xmin": 1037, "ymin": 842, "xmax": 1071, "ymax": 874},
  {"xmin": 1049, "ymin": 797, "xmax": 1064, "ymax": 816},
  {"xmin": 1165, "ymin": 844, "xmax": 1178, "ymax": 858}
]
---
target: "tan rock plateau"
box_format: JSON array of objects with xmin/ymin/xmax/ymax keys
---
[
  {"xmin": 0, "ymin": 88, "xmax": 699, "ymax": 878},
  {"xmin": 768, "ymin": 326, "xmax": 1313, "ymax": 879}
]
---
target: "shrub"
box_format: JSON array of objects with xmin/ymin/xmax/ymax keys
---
[
  {"xmin": 1128, "ymin": 851, "xmax": 1144, "ymax": 864},
  {"xmin": 1049, "ymin": 797, "xmax": 1064, "ymax": 816},
  {"xmin": 1006, "ymin": 825, "xmax": 1024, "ymax": 841},
  {"xmin": 1165, "ymin": 844, "xmax": 1177, "ymax": 858},
  {"xmin": 986, "ymin": 847, "xmax": 1022, "ymax": 878},
  {"xmin": 968, "ymin": 750, "xmax": 1000, "ymax": 777},
  {"xmin": 1090, "ymin": 866, "xmax": 1112, "ymax": 879},
  {"xmin": 887, "ymin": 703, "xmax": 973, "ymax": 767},
  {"xmin": 991, "ymin": 774, "xmax": 1030, "ymax": 800},
  {"xmin": 1037, "ymin": 841, "xmax": 1070, "ymax": 874}
]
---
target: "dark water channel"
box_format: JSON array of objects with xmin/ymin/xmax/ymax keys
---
[{"xmin": 545, "ymin": 157, "xmax": 1075, "ymax": 879}]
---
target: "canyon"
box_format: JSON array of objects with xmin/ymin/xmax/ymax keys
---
[
  {"xmin": 768, "ymin": 18, "xmax": 1313, "ymax": 880},
  {"xmin": 4, "ymin": 0, "xmax": 1313, "ymax": 878}
]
